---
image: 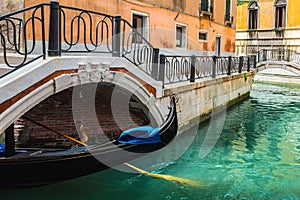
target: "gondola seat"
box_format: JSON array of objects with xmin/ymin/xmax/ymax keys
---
[
  {"xmin": 0, "ymin": 144, "xmax": 5, "ymax": 157},
  {"xmin": 118, "ymin": 126, "xmax": 161, "ymax": 144}
]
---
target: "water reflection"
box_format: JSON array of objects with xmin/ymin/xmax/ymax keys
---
[{"xmin": 0, "ymin": 83, "xmax": 299, "ymax": 200}]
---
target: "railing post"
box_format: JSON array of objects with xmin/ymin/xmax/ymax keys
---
[
  {"xmin": 151, "ymin": 48, "xmax": 160, "ymax": 80},
  {"xmin": 159, "ymin": 55, "xmax": 165, "ymax": 87},
  {"xmin": 112, "ymin": 15, "xmax": 121, "ymax": 57},
  {"xmin": 212, "ymin": 56, "xmax": 217, "ymax": 78},
  {"xmin": 190, "ymin": 55, "xmax": 196, "ymax": 82},
  {"xmin": 227, "ymin": 56, "xmax": 232, "ymax": 75},
  {"xmin": 247, "ymin": 56, "xmax": 250, "ymax": 72},
  {"xmin": 5, "ymin": 124, "xmax": 15, "ymax": 157},
  {"xmin": 48, "ymin": 0, "xmax": 60, "ymax": 57},
  {"xmin": 263, "ymin": 49, "xmax": 267, "ymax": 61},
  {"xmin": 238, "ymin": 56, "xmax": 244, "ymax": 73}
]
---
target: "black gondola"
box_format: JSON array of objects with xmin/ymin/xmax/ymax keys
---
[{"xmin": 0, "ymin": 96, "xmax": 177, "ymax": 189}]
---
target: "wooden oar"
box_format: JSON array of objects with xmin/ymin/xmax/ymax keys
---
[
  {"xmin": 124, "ymin": 162, "xmax": 204, "ymax": 187},
  {"xmin": 23, "ymin": 116, "xmax": 88, "ymax": 146}
]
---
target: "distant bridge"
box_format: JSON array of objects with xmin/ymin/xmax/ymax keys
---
[{"xmin": 255, "ymin": 49, "xmax": 300, "ymax": 84}]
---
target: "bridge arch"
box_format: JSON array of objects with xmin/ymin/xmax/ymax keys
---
[
  {"xmin": 255, "ymin": 62, "xmax": 300, "ymax": 84},
  {"xmin": 0, "ymin": 63, "xmax": 163, "ymax": 137}
]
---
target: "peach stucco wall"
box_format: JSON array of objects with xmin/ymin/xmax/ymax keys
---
[{"xmin": 24, "ymin": 0, "xmax": 236, "ymax": 53}]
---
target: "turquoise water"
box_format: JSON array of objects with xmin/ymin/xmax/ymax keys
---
[{"xmin": 1, "ymin": 83, "xmax": 300, "ymax": 199}]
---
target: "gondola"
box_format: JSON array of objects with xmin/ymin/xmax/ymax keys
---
[{"xmin": 0, "ymin": 96, "xmax": 177, "ymax": 189}]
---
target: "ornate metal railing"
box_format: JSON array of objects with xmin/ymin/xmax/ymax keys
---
[
  {"xmin": 257, "ymin": 49, "xmax": 300, "ymax": 64},
  {"xmin": 0, "ymin": 1, "xmax": 257, "ymax": 85},
  {"xmin": 58, "ymin": 5, "xmax": 115, "ymax": 54},
  {"xmin": 0, "ymin": 1, "xmax": 159, "ymax": 80},
  {"xmin": 0, "ymin": 3, "xmax": 47, "ymax": 77},
  {"xmin": 159, "ymin": 55, "xmax": 256, "ymax": 85},
  {"xmin": 120, "ymin": 19, "xmax": 157, "ymax": 77}
]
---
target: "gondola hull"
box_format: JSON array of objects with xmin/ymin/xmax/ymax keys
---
[{"xmin": 0, "ymin": 96, "xmax": 177, "ymax": 189}]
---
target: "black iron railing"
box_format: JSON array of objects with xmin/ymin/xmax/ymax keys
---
[
  {"xmin": 0, "ymin": 1, "xmax": 158, "ymax": 79},
  {"xmin": 0, "ymin": 3, "xmax": 47, "ymax": 77},
  {"xmin": 159, "ymin": 55, "xmax": 256, "ymax": 85},
  {"xmin": 257, "ymin": 49, "xmax": 300, "ymax": 63},
  {"xmin": 120, "ymin": 19, "xmax": 157, "ymax": 78},
  {"xmin": 0, "ymin": 1, "xmax": 257, "ymax": 86},
  {"xmin": 58, "ymin": 5, "xmax": 115, "ymax": 54}
]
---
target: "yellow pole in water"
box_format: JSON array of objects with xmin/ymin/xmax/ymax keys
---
[{"xmin": 124, "ymin": 163, "xmax": 204, "ymax": 187}]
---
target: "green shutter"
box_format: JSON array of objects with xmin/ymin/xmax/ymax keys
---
[
  {"xmin": 225, "ymin": 0, "xmax": 231, "ymax": 21},
  {"xmin": 201, "ymin": 0, "xmax": 209, "ymax": 12}
]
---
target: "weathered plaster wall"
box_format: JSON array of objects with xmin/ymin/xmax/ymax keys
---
[
  {"xmin": 23, "ymin": 0, "xmax": 236, "ymax": 53},
  {"xmin": 0, "ymin": 0, "xmax": 24, "ymax": 15}
]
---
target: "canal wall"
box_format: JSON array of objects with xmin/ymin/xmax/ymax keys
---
[
  {"xmin": 0, "ymin": 55, "xmax": 255, "ymax": 146},
  {"xmin": 155, "ymin": 71, "xmax": 255, "ymax": 133}
]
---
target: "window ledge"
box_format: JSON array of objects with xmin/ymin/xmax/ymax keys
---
[
  {"xmin": 200, "ymin": 11, "xmax": 213, "ymax": 19},
  {"xmin": 246, "ymin": 29, "xmax": 257, "ymax": 32},
  {"xmin": 273, "ymin": 27, "xmax": 285, "ymax": 32}
]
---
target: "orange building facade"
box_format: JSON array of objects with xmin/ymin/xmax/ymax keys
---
[{"xmin": 21, "ymin": 0, "xmax": 237, "ymax": 56}]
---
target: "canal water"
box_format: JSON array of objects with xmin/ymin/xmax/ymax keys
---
[{"xmin": 1, "ymin": 83, "xmax": 300, "ymax": 199}]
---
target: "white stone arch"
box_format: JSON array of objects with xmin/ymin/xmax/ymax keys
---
[{"xmin": 0, "ymin": 68, "xmax": 164, "ymax": 135}]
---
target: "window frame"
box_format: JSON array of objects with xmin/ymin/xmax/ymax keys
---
[
  {"xmin": 198, "ymin": 30, "xmax": 208, "ymax": 42},
  {"xmin": 131, "ymin": 10, "xmax": 149, "ymax": 43},
  {"xmin": 274, "ymin": 0, "xmax": 287, "ymax": 28},
  {"xmin": 200, "ymin": 0, "xmax": 213, "ymax": 13},
  {"xmin": 175, "ymin": 22, "xmax": 188, "ymax": 48},
  {"xmin": 248, "ymin": 1, "xmax": 259, "ymax": 30},
  {"xmin": 225, "ymin": 0, "xmax": 232, "ymax": 22}
]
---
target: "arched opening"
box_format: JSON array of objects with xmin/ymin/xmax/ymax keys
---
[
  {"xmin": 248, "ymin": 1, "xmax": 259, "ymax": 30},
  {"xmin": 15, "ymin": 83, "xmax": 152, "ymax": 149},
  {"xmin": 274, "ymin": 0, "xmax": 287, "ymax": 28}
]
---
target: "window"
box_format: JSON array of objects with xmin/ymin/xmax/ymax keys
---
[
  {"xmin": 215, "ymin": 36, "xmax": 221, "ymax": 57},
  {"xmin": 200, "ymin": 0, "xmax": 213, "ymax": 13},
  {"xmin": 132, "ymin": 11, "xmax": 149, "ymax": 43},
  {"xmin": 275, "ymin": 0, "xmax": 286, "ymax": 28},
  {"xmin": 225, "ymin": 0, "xmax": 232, "ymax": 22},
  {"xmin": 198, "ymin": 30, "xmax": 208, "ymax": 41},
  {"xmin": 175, "ymin": 24, "xmax": 187, "ymax": 48},
  {"xmin": 248, "ymin": 1, "xmax": 258, "ymax": 30}
]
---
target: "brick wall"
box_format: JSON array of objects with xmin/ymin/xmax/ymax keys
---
[{"xmin": 19, "ymin": 83, "xmax": 150, "ymax": 148}]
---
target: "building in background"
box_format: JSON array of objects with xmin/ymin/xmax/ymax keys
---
[
  {"xmin": 236, "ymin": 0, "xmax": 300, "ymax": 55},
  {"xmin": 2, "ymin": 0, "xmax": 237, "ymax": 56}
]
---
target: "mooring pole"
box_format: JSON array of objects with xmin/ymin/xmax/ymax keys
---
[{"xmin": 5, "ymin": 123, "xmax": 15, "ymax": 157}]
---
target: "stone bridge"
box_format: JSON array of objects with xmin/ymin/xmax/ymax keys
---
[
  {"xmin": 0, "ymin": 1, "xmax": 256, "ymax": 149},
  {"xmin": 254, "ymin": 49, "xmax": 300, "ymax": 85}
]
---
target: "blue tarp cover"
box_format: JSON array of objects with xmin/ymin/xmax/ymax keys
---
[
  {"xmin": 118, "ymin": 126, "xmax": 161, "ymax": 144},
  {"xmin": 0, "ymin": 144, "xmax": 5, "ymax": 156}
]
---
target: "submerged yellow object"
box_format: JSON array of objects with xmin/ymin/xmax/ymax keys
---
[{"xmin": 124, "ymin": 162, "xmax": 204, "ymax": 187}]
